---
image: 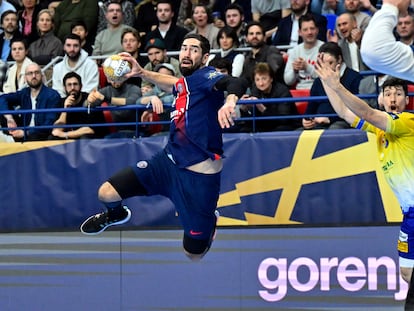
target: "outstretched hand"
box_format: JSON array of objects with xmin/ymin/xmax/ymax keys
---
[
  {"xmin": 119, "ymin": 52, "xmax": 144, "ymax": 79},
  {"xmin": 314, "ymin": 53, "xmax": 341, "ymax": 91}
]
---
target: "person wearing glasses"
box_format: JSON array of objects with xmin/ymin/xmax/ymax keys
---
[{"xmin": 0, "ymin": 62, "xmax": 61, "ymax": 141}]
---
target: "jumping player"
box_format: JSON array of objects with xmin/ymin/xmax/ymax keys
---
[{"xmin": 80, "ymin": 33, "xmax": 246, "ymax": 261}]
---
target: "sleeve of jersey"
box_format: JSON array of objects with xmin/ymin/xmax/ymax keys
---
[
  {"xmin": 386, "ymin": 112, "xmax": 414, "ymax": 136},
  {"xmin": 351, "ymin": 116, "xmax": 372, "ymax": 132}
]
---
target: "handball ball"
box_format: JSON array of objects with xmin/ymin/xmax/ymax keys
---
[{"xmin": 102, "ymin": 54, "xmax": 132, "ymax": 83}]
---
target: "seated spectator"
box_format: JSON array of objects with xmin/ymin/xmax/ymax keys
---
[
  {"xmin": 53, "ymin": 0, "xmax": 98, "ymax": 44},
  {"xmin": 177, "ymin": 0, "xmax": 215, "ymax": 30},
  {"xmin": 145, "ymin": 0, "xmax": 188, "ymax": 53},
  {"xmin": 222, "ymin": 3, "xmax": 249, "ymax": 47},
  {"xmin": 283, "ymin": 14, "xmax": 324, "ymax": 89},
  {"xmin": 3, "ymin": 37, "xmax": 33, "ymax": 93},
  {"xmin": 0, "ymin": 10, "xmax": 21, "ymax": 62},
  {"xmin": 52, "ymin": 33, "xmax": 99, "ymax": 97},
  {"xmin": 272, "ymin": 0, "xmax": 327, "ymax": 47},
  {"xmin": 239, "ymin": 62, "xmax": 299, "ymax": 132},
  {"xmin": 18, "ymin": 0, "xmax": 42, "ymax": 45},
  {"xmin": 137, "ymin": 62, "xmax": 175, "ymax": 136},
  {"xmin": 209, "ymin": 57, "xmax": 233, "ymax": 75},
  {"xmin": 28, "ymin": 9, "xmax": 63, "ymax": 66},
  {"xmin": 97, "ymin": 0, "xmax": 135, "ymax": 34},
  {"xmin": 212, "ymin": 0, "xmax": 252, "ymax": 26},
  {"xmin": 92, "ymin": 1, "xmax": 133, "ymax": 58},
  {"xmin": 50, "ymin": 71, "xmax": 109, "ymax": 139},
  {"xmin": 206, "ymin": 26, "xmax": 245, "ymax": 77},
  {"xmin": 0, "ymin": 63, "xmax": 61, "ymax": 141},
  {"xmin": 86, "ymin": 73, "xmax": 141, "ymax": 138},
  {"xmin": 188, "ymin": 4, "xmax": 220, "ymax": 50},
  {"xmin": 359, "ymin": 73, "xmax": 389, "ymax": 109},
  {"xmin": 302, "ymin": 42, "xmax": 362, "ymax": 130},
  {"xmin": 241, "ymin": 21, "xmax": 285, "ymax": 90},
  {"xmin": 71, "ymin": 19, "xmax": 93, "ymax": 55},
  {"xmin": 343, "ymin": 0, "xmax": 371, "ymax": 33},
  {"xmin": 121, "ymin": 28, "xmax": 145, "ymax": 86},
  {"xmin": 395, "ymin": 12, "xmax": 414, "ymax": 49},
  {"xmin": 142, "ymin": 37, "xmax": 181, "ymax": 88}
]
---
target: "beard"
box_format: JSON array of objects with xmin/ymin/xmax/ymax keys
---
[
  {"xmin": 27, "ymin": 79, "xmax": 42, "ymax": 90},
  {"xmin": 179, "ymin": 61, "xmax": 202, "ymax": 77}
]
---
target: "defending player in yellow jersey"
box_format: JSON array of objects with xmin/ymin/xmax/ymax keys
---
[{"xmin": 314, "ymin": 54, "xmax": 414, "ymax": 288}]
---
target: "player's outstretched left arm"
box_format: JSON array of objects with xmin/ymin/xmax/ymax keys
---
[{"xmin": 219, "ymin": 94, "xmax": 239, "ymax": 128}]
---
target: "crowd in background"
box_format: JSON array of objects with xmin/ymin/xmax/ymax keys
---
[{"xmin": 0, "ymin": 0, "xmax": 412, "ymax": 142}]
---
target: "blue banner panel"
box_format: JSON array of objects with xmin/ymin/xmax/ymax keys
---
[
  {"xmin": 0, "ymin": 226, "xmax": 407, "ymax": 310},
  {"xmin": 0, "ymin": 130, "xmax": 402, "ymax": 232}
]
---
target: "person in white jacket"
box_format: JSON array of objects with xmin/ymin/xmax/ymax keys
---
[{"xmin": 52, "ymin": 33, "xmax": 98, "ymax": 98}]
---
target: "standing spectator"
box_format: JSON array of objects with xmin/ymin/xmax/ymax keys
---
[
  {"xmin": 92, "ymin": 1, "xmax": 133, "ymax": 57},
  {"xmin": 53, "ymin": 0, "xmax": 98, "ymax": 44},
  {"xmin": 28, "ymin": 9, "xmax": 63, "ymax": 66},
  {"xmin": 145, "ymin": 0, "xmax": 188, "ymax": 53},
  {"xmin": 251, "ymin": 0, "xmax": 291, "ymax": 41},
  {"xmin": 283, "ymin": 14, "xmax": 324, "ymax": 89},
  {"xmin": 240, "ymin": 21, "xmax": 285, "ymax": 90},
  {"xmin": 223, "ymin": 3, "xmax": 248, "ymax": 47},
  {"xmin": 142, "ymin": 37, "xmax": 181, "ymax": 87},
  {"xmin": 70, "ymin": 20, "xmax": 92, "ymax": 55},
  {"xmin": 3, "ymin": 37, "xmax": 33, "ymax": 93},
  {"xmin": 50, "ymin": 72, "xmax": 109, "ymax": 139},
  {"xmin": 396, "ymin": 12, "xmax": 414, "ymax": 48},
  {"xmin": 212, "ymin": 0, "xmax": 252, "ymax": 25},
  {"xmin": 330, "ymin": 13, "xmax": 369, "ymax": 72},
  {"xmin": 206, "ymin": 26, "xmax": 245, "ymax": 77},
  {"xmin": 52, "ymin": 33, "xmax": 98, "ymax": 97},
  {"xmin": 239, "ymin": 62, "xmax": 299, "ymax": 132},
  {"xmin": 18, "ymin": 0, "xmax": 41, "ymax": 45},
  {"xmin": 0, "ymin": 62, "xmax": 61, "ymax": 141},
  {"xmin": 97, "ymin": 0, "xmax": 135, "ymax": 34},
  {"xmin": 302, "ymin": 42, "xmax": 361, "ymax": 130},
  {"xmin": 0, "ymin": 10, "xmax": 21, "ymax": 61},
  {"xmin": 189, "ymin": 4, "xmax": 220, "ymax": 50},
  {"xmin": 272, "ymin": 0, "xmax": 327, "ymax": 47}
]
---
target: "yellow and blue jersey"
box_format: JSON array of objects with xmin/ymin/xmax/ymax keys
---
[{"xmin": 352, "ymin": 112, "xmax": 414, "ymax": 213}]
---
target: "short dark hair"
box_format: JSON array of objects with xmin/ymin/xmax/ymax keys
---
[
  {"xmin": 246, "ymin": 21, "xmax": 264, "ymax": 35},
  {"xmin": 209, "ymin": 57, "xmax": 232, "ymax": 74},
  {"xmin": 183, "ymin": 33, "xmax": 210, "ymax": 56},
  {"xmin": 216, "ymin": 26, "xmax": 239, "ymax": 47},
  {"xmin": 382, "ymin": 77, "xmax": 408, "ymax": 96},
  {"xmin": 63, "ymin": 33, "xmax": 81, "ymax": 44},
  {"xmin": 10, "ymin": 37, "xmax": 28, "ymax": 50},
  {"xmin": 318, "ymin": 42, "xmax": 343, "ymax": 63},
  {"xmin": 1, "ymin": 10, "xmax": 17, "ymax": 24},
  {"xmin": 299, "ymin": 13, "xmax": 317, "ymax": 30},
  {"xmin": 156, "ymin": 0, "xmax": 172, "ymax": 9},
  {"xmin": 70, "ymin": 20, "xmax": 88, "ymax": 32},
  {"xmin": 224, "ymin": 3, "xmax": 244, "ymax": 16},
  {"xmin": 63, "ymin": 71, "xmax": 82, "ymax": 86}
]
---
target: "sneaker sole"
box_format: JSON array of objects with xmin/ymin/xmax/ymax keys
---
[{"xmin": 80, "ymin": 208, "xmax": 132, "ymax": 235}]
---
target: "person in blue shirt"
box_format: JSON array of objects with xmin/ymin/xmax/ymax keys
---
[
  {"xmin": 81, "ymin": 33, "xmax": 247, "ymax": 261},
  {"xmin": 0, "ymin": 62, "xmax": 61, "ymax": 141}
]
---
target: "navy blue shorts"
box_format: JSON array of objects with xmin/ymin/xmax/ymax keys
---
[
  {"xmin": 398, "ymin": 213, "xmax": 414, "ymax": 261},
  {"xmin": 131, "ymin": 150, "xmax": 221, "ymax": 241}
]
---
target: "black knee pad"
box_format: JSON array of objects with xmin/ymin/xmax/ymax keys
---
[
  {"xmin": 107, "ymin": 166, "xmax": 148, "ymax": 199},
  {"xmin": 183, "ymin": 234, "xmax": 211, "ymax": 255}
]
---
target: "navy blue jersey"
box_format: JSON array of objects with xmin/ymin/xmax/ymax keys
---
[{"xmin": 165, "ymin": 66, "xmax": 226, "ymax": 168}]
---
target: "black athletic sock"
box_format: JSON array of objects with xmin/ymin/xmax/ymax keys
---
[{"xmin": 104, "ymin": 201, "xmax": 125, "ymax": 218}]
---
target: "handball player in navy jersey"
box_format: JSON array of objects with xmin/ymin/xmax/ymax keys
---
[{"xmin": 81, "ymin": 33, "xmax": 246, "ymax": 261}]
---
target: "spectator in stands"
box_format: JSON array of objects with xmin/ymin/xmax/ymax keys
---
[
  {"xmin": 137, "ymin": 63, "xmax": 175, "ymax": 136},
  {"xmin": 222, "ymin": 3, "xmax": 248, "ymax": 47},
  {"xmin": 251, "ymin": 0, "xmax": 292, "ymax": 41},
  {"xmin": 142, "ymin": 37, "xmax": 181, "ymax": 87},
  {"xmin": 52, "ymin": 33, "xmax": 98, "ymax": 97},
  {"xmin": 50, "ymin": 71, "xmax": 109, "ymax": 139},
  {"xmin": 0, "ymin": 0, "xmax": 17, "ymax": 17},
  {"xmin": 329, "ymin": 13, "xmax": 369, "ymax": 72},
  {"xmin": 145, "ymin": 0, "xmax": 189, "ymax": 52},
  {"xmin": 272, "ymin": 0, "xmax": 327, "ymax": 47},
  {"xmin": 71, "ymin": 20, "xmax": 93, "ymax": 55},
  {"xmin": 358, "ymin": 73, "xmax": 388, "ymax": 109},
  {"xmin": 240, "ymin": 21, "xmax": 285, "ymax": 90},
  {"xmin": 53, "ymin": 0, "xmax": 98, "ymax": 44},
  {"xmin": 93, "ymin": 1, "xmax": 133, "ymax": 58},
  {"xmin": 0, "ymin": 62, "xmax": 61, "ymax": 141},
  {"xmin": 18, "ymin": 0, "xmax": 41, "ymax": 45},
  {"xmin": 177, "ymin": 0, "xmax": 215, "ymax": 31},
  {"xmin": 188, "ymin": 4, "xmax": 220, "ymax": 50},
  {"xmin": 343, "ymin": 0, "xmax": 371, "ymax": 32},
  {"xmin": 212, "ymin": 0, "xmax": 252, "ymax": 26},
  {"xmin": 206, "ymin": 26, "xmax": 245, "ymax": 77},
  {"xmin": 97, "ymin": 0, "xmax": 135, "ymax": 34},
  {"xmin": 28, "ymin": 9, "xmax": 63, "ymax": 66},
  {"xmin": 239, "ymin": 62, "xmax": 299, "ymax": 132},
  {"xmin": 302, "ymin": 42, "xmax": 361, "ymax": 130},
  {"xmin": 133, "ymin": 0, "xmax": 158, "ymax": 39},
  {"xmin": 396, "ymin": 12, "xmax": 414, "ymax": 48},
  {"xmin": 86, "ymin": 70, "xmax": 141, "ymax": 138},
  {"xmin": 0, "ymin": 10, "xmax": 20, "ymax": 61},
  {"xmin": 209, "ymin": 57, "xmax": 232, "ymax": 75},
  {"xmin": 284, "ymin": 13, "xmax": 325, "ymax": 89},
  {"xmin": 3, "ymin": 37, "xmax": 33, "ymax": 93},
  {"xmin": 310, "ymin": 0, "xmax": 346, "ymax": 15},
  {"xmin": 121, "ymin": 28, "xmax": 145, "ymax": 86}
]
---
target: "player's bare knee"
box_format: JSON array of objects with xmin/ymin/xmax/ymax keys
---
[
  {"xmin": 401, "ymin": 267, "xmax": 413, "ymax": 283},
  {"xmin": 98, "ymin": 182, "xmax": 120, "ymax": 202}
]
